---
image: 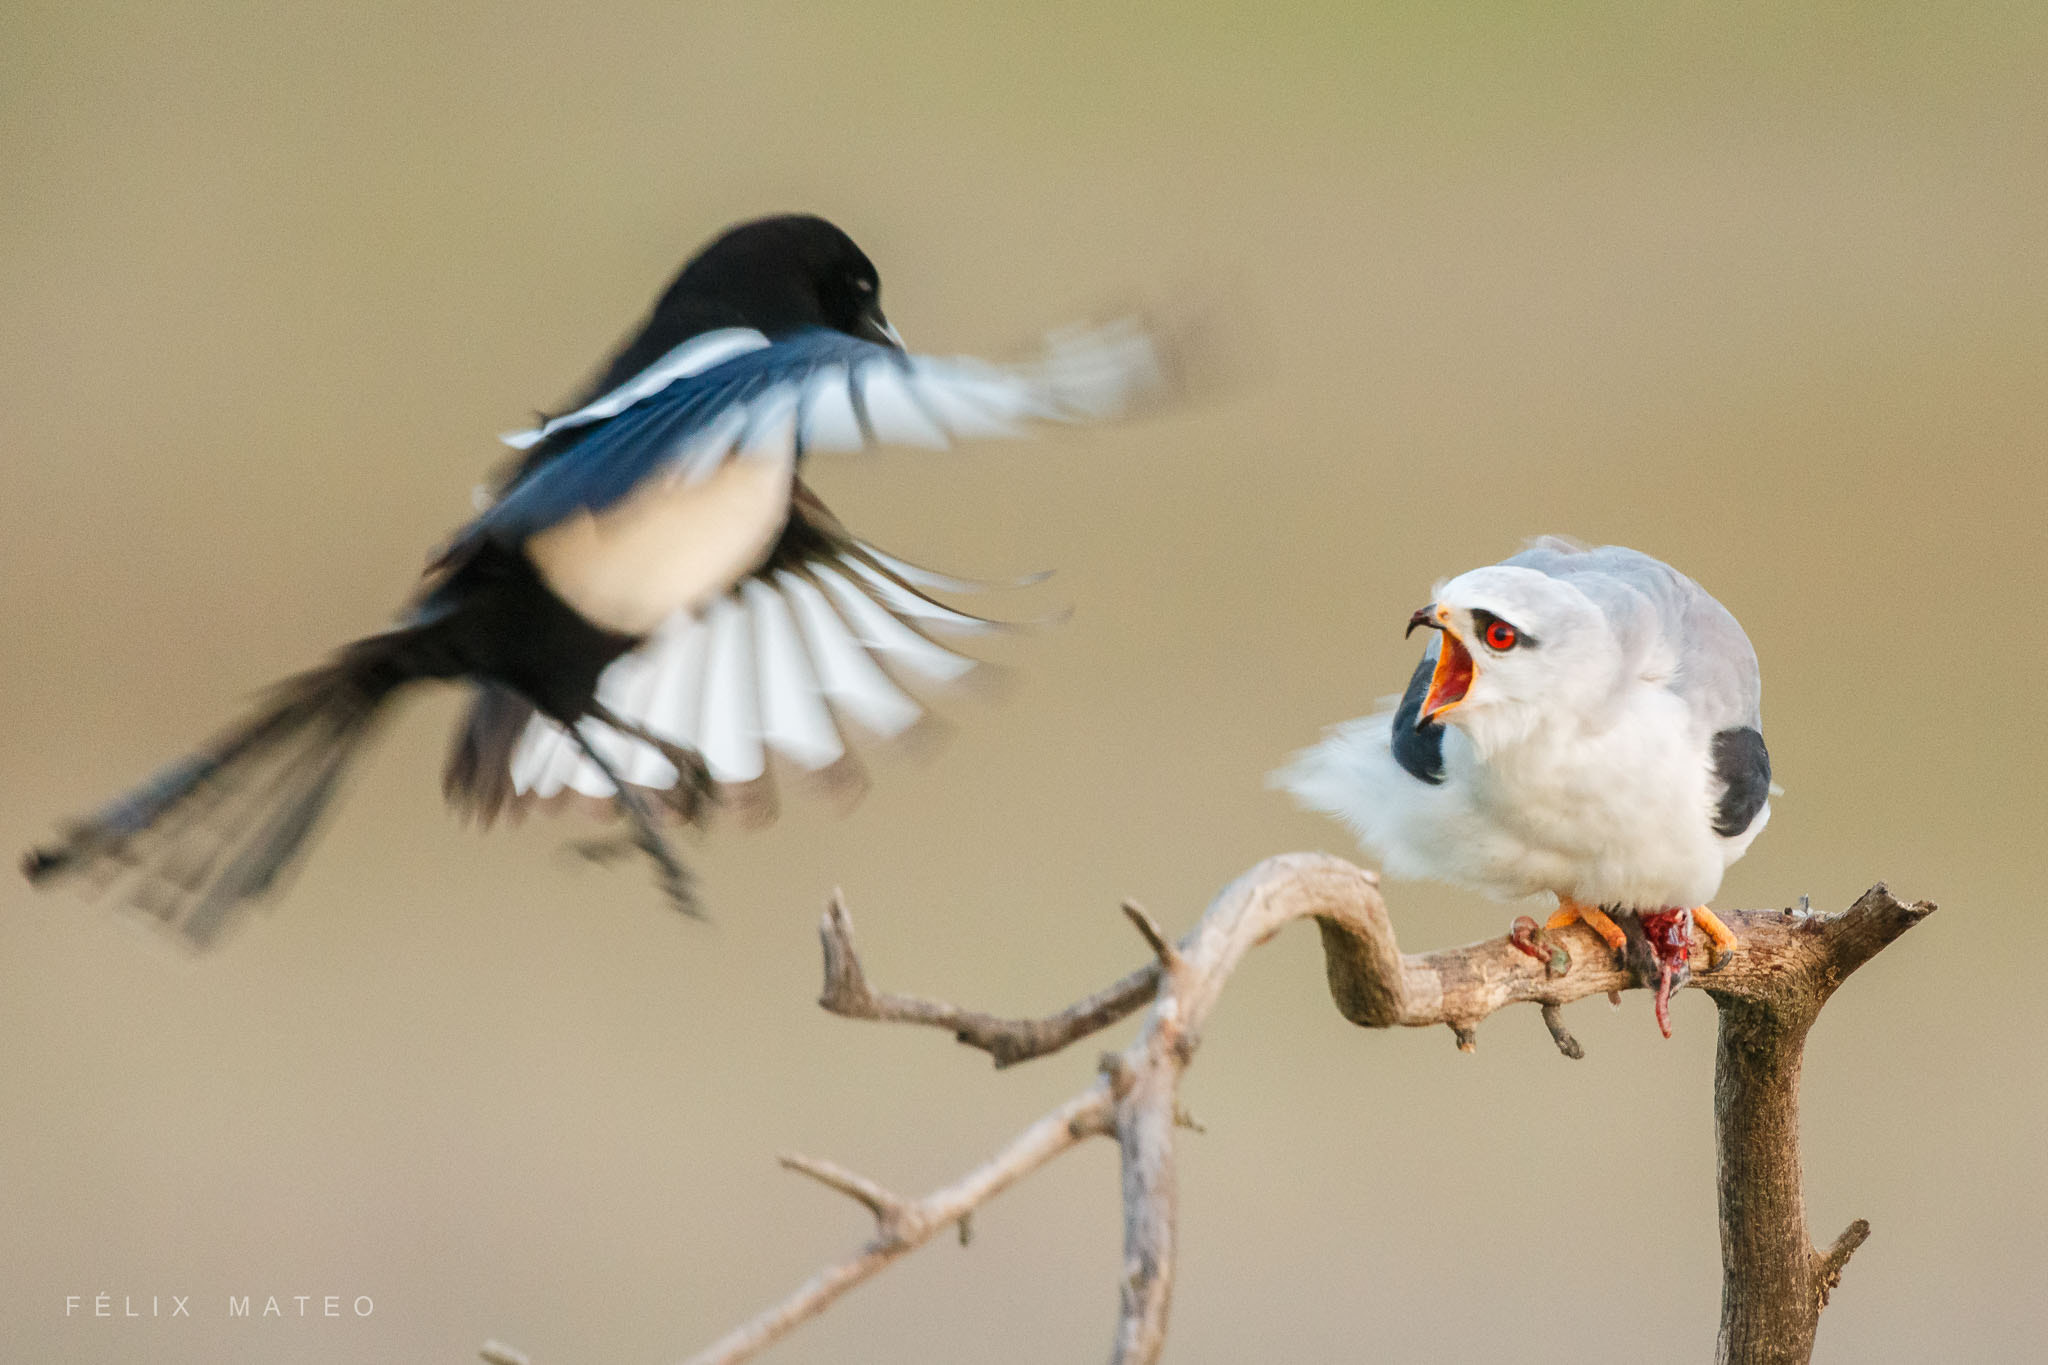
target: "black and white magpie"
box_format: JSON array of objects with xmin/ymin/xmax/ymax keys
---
[{"xmin": 23, "ymin": 214, "xmax": 1168, "ymax": 947}]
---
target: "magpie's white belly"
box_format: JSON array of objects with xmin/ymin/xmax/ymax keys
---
[{"xmin": 525, "ymin": 453, "xmax": 796, "ymax": 636}]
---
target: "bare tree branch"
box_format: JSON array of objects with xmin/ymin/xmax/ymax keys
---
[
  {"xmin": 1815, "ymin": 1219, "xmax": 1872, "ymax": 1303},
  {"xmin": 480, "ymin": 854, "xmax": 1931, "ymax": 1365},
  {"xmin": 775, "ymin": 1153, "xmax": 905, "ymax": 1228},
  {"xmin": 681, "ymin": 1087, "xmax": 1113, "ymax": 1365},
  {"xmin": 1539, "ymin": 1001, "xmax": 1585, "ymax": 1059},
  {"xmin": 1707, "ymin": 885, "xmax": 1931, "ymax": 1363},
  {"xmin": 817, "ymin": 888, "xmax": 1161, "ymax": 1067}
]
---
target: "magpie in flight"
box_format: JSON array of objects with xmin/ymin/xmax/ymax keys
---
[{"xmin": 24, "ymin": 213, "xmax": 1169, "ymax": 948}]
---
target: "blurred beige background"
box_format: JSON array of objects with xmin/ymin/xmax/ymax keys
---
[{"xmin": 4, "ymin": 3, "xmax": 2044, "ymax": 1361}]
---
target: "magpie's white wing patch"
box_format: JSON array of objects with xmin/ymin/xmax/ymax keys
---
[
  {"xmin": 466, "ymin": 317, "xmax": 1158, "ymax": 825},
  {"xmin": 788, "ymin": 319, "xmax": 1166, "ymax": 456},
  {"xmin": 506, "ymin": 540, "xmax": 1002, "ymax": 814},
  {"xmin": 744, "ymin": 578, "xmax": 845, "ymax": 772}
]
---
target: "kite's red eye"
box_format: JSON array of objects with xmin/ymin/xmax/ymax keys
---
[{"xmin": 1484, "ymin": 620, "xmax": 1519, "ymax": 652}]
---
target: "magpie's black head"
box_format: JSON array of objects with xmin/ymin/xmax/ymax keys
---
[
  {"xmin": 577, "ymin": 214, "xmax": 899, "ymax": 405},
  {"xmin": 673, "ymin": 214, "xmax": 897, "ymax": 347}
]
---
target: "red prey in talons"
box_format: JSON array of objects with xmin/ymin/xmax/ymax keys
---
[
  {"xmin": 1638, "ymin": 907, "xmax": 1692, "ymax": 1038},
  {"xmin": 1513, "ymin": 900, "xmax": 1742, "ymax": 1037}
]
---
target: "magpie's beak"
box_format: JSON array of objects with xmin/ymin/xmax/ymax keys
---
[
  {"xmin": 1407, "ymin": 603, "xmax": 1474, "ymax": 724},
  {"xmin": 859, "ymin": 306, "xmax": 905, "ymax": 351}
]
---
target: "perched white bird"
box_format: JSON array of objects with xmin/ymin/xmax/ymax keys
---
[{"xmin": 1276, "ymin": 539, "xmax": 1771, "ymax": 1035}]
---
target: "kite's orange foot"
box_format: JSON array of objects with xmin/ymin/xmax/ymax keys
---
[
  {"xmin": 1638, "ymin": 908, "xmax": 1692, "ymax": 1038},
  {"xmin": 1692, "ymin": 905, "xmax": 1738, "ymax": 973},
  {"xmin": 1546, "ymin": 899, "xmax": 1629, "ymax": 960}
]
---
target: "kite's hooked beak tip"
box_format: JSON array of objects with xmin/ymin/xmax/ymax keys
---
[{"xmin": 1405, "ymin": 605, "xmax": 1439, "ymax": 638}]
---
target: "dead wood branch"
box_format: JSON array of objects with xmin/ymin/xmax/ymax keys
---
[
  {"xmin": 1706, "ymin": 884, "xmax": 1930, "ymax": 1363},
  {"xmin": 480, "ymin": 854, "xmax": 1930, "ymax": 1365},
  {"xmin": 816, "ymin": 889, "xmax": 1162, "ymax": 1066}
]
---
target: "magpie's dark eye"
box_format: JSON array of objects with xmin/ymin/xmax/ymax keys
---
[{"xmin": 1483, "ymin": 619, "xmax": 1519, "ymax": 652}]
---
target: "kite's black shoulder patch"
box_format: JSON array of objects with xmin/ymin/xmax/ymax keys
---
[
  {"xmin": 1391, "ymin": 651, "xmax": 1446, "ymax": 785},
  {"xmin": 1710, "ymin": 727, "xmax": 1771, "ymax": 838}
]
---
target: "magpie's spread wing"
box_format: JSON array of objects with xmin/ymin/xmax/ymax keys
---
[
  {"xmin": 489, "ymin": 483, "xmax": 1030, "ymax": 825},
  {"xmin": 438, "ymin": 318, "xmax": 1158, "ymax": 824},
  {"xmin": 453, "ymin": 320, "xmax": 1164, "ymax": 559}
]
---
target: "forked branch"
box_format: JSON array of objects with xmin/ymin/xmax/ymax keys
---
[{"xmin": 480, "ymin": 854, "xmax": 1930, "ymax": 1365}]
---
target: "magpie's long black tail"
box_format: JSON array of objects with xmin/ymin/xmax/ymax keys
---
[{"xmin": 22, "ymin": 633, "xmax": 415, "ymax": 950}]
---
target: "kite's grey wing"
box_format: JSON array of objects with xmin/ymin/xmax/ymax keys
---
[
  {"xmin": 1505, "ymin": 538, "xmax": 1761, "ymax": 731},
  {"xmin": 1507, "ymin": 538, "xmax": 1769, "ymax": 838}
]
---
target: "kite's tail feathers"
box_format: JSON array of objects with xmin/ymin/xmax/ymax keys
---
[{"xmin": 21, "ymin": 635, "xmax": 413, "ymax": 950}]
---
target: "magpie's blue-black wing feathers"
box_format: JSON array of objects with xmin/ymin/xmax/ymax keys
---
[
  {"xmin": 454, "ymin": 317, "xmax": 1166, "ymax": 561},
  {"xmin": 468, "ymin": 329, "xmax": 891, "ymax": 549}
]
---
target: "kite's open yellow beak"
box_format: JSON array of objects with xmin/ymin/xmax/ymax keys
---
[{"xmin": 1406, "ymin": 603, "xmax": 1474, "ymax": 724}]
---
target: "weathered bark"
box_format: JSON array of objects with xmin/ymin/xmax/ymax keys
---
[
  {"xmin": 482, "ymin": 857, "xmax": 1932, "ymax": 1365},
  {"xmin": 1704, "ymin": 886, "xmax": 1930, "ymax": 1364}
]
